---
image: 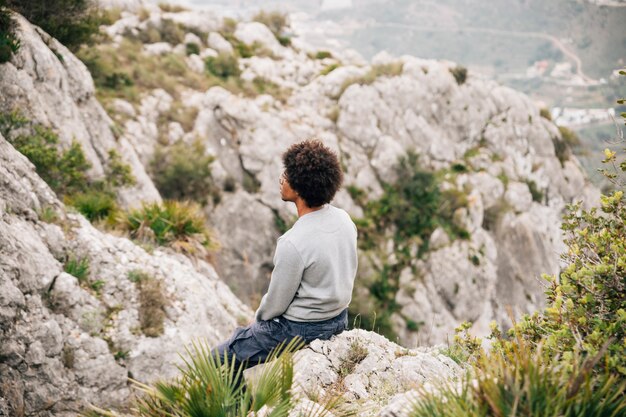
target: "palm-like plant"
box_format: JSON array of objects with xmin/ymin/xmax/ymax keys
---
[{"xmin": 131, "ymin": 337, "xmax": 303, "ymax": 417}]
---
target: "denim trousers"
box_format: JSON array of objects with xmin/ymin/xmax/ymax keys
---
[{"xmin": 213, "ymin": 309, "xmax": 348, "ymax": 374}]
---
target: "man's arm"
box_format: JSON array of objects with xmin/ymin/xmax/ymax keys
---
[{"xmin": 255, "ymin": 239, "xmax": 304, "ymax": 321}]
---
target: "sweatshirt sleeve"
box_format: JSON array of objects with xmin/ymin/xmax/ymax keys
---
[{"xmin": 255, "ymin": 239, "xmax": 305, "ymax": 321}]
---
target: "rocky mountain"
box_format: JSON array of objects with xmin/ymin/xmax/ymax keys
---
[
  {"xmin": 0, "ymin": 2, "xmax": 600, "ymax": 415},
  {"xmin": 86, "ymin": 4, "xmax": 598, "ymax": 344}
]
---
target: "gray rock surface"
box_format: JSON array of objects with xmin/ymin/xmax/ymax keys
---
[
  {"xmin": 291, "ymin": 329, "xmax": 461, "ymax": 416},
  {"xmin": 0, "ymin": 132, "xmax": 252, "ymax": 415}
]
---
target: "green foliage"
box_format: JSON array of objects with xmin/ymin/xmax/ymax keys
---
[
  {"xmin": 64, "ymin": 256, "xmax": 90, "ymax": 283},
  {"xmin": 105, "ymin": 149, "xmax": 135, "ymax": 188},
  {"xmin": 251, "ymin": 77, "xmax": 289, "ymax": 102},
  {"xmin": 90, "ymin": 279, "xmax": 105, "ymax": 293},
  {"xmin": 150, "ymin": 140, "xmax": 218, "ymax": 204},
  {"xmin": 320, "ymin": 63, "xmax": 339, "ymax": 76},
  {"xmin": 185, "ymin": 42, "xmax": 200, "ymax": 56},
  {"xmin": 0, "ymin": 113, "xmax": 133, "ymax": 223},
  {"xmin": 406, "ymin": 319, "xmax": 423, "ymax": 332},
  {"xmin": 121, "ymin": 200, "xmax": 215, "ymax": 254},
  {"xmin": 315, "ymin": 51, "xmax": 333, "ymax": 60},
  {"xmin": 526, "ymin": 179, "xmax": 544, "ymax": 203},
  {"xmin": 510, "ymin": 191, "xmax": 626, "ymax": 377},
  {"xmin": 65, "ymin": 189, "xmax": 117, "ymax": 222},
  {"xmin": 76, "ymin": 38, "xmax": 210, "ymax": 105},
  {"xmin": 349, "ymin": 153, "xmax": 470, "ymax": 340},
  {"xmin": 368, "ymin": 155, "xmax": 439, "ymax": 243},
  {"xmin": 0, "ymin": 113, "xmax": 91, "ymax": 196},
  {"xmin": 7, "ymin": 0, "xmax": 107, "ymax": 51},
  {"xmin": 412, "ymin": 340, "xmax": 626, "ymax": 417},
  {"xmin": 131, "ymin": 338, "xmax": 303, "ymax": 417},
  {"xmin": 0, "ymin": 2, "xmax": 20, "ymax": 63},
  {"xmin": 449, "ymin": 65, "xmax": 468, "ymax": 85},
  {"xmin": 205, "ymin": 53, "xmax": 240, "ymax": 79},
  {"xmin": 136, "ymin": 18, "xmax": 185, "ymax": 45},
  {"xmin": 540, "ymin": 107, "xmax": 553, "ymax": 120}
]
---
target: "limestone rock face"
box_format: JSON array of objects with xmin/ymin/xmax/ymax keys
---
[
  {"xmin": 0, "ymin": 14, "xmax": 161, "ymax": 208},
  {"xmin": 292, "ymin": 329, "xmax": 461, "ymax": 416},
  {"xmin": 0, "ymin": 133, "xmax": 252, "ymax": 415}
]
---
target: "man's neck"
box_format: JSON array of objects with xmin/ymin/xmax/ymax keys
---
[{"xmin": 295, "ymin": 199, "xmax": 323, "ymax": 217}]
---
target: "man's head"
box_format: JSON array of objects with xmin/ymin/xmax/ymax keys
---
[{"xmin": 281, "ymin": 139, "xmax": 343, "ymax": 208}]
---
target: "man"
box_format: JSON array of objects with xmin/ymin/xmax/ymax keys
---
[{"xmin": 214, "ymin": 139, "xmax": 358, "ymax": 374}]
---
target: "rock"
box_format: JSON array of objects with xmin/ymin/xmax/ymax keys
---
[
  {"xmin": 111, "ymin": 98, "xmax": 136, "ymax": 118},
  {"xmin": 505, "ymin": 181, "xmax": 533, "ymax": 213},
  {"xmin": 186, "ymin": 53, "xmax": 205, "ymax": 73},
  {"xmin": 143, "ymin": 41, "xmax": 173, "ymax": 55},
  {"xmin": 207, "ymin": 31, "xmax": 234, "ymax": 54},
  {"xmin": 234, "ymin": 22, "xmax": 285, "ymax": 57},
  {"xmin": 293, "ymin": 330, "xmax": 461, "ymax": 413},
  {"xmin": 183, "ymin": 32, "xmax": 202, "ymax": 47}
]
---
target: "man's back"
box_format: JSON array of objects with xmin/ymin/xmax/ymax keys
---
[
  {"xmin": 275, "ymin": 204, "xmax": 357, "ymax": 322},
  {"xmin": 255, "ymin": 204, "xmax": 357, "ymax": 322}
]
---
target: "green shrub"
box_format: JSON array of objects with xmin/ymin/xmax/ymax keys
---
[
  {"xmin": 315, "ymin": 51, "xmax": 332, "ymax": 60},
  {"xmin": 1, "ymin": 111, "xmax": 135, "ymax": 225},
  {"xmin": 105, "ymin": 149, "xmax": 135, "ymax": 188},
  {"xmin": 320, "ymin": 63, "xmax": 339, "ymax": 76},
  {"xmin": 77, "ymin": 37, "xmax": 216, "ymax": 105},
  {"xmin": 559, "ymin": 125, "xmax": 581, "ymax": 147},
  {"xmin": 185, "ymin": 42, "xmax": 200, "ymax": 56},
  {"xmin": 65, "ymin": 189, "xmax": 117, "ymax": 222},
  {"xmin": 412, "ymin": 340, "xmax": 626, "ymax": 417},
  {"xmin": 0, "ymin": 2, "xmax": 20, "ymax": 63},
  {"xmin": 526, "ymin": 179, "xmax": 544, "ymax": 203},
  {"xmin": 366, "ymin": 152, "xmax": 440, "ymax": 245},
  {"xmin": 121, "ymin": 200, "xmax": 215, "ymax": 253},
  {"xmin": 508, "ymin": 191, "xmax": 626, "ymax": 377},
  {"xmin": 1, "ymin": 118, "xmax": 91, "ymax": 196},
  {"xmin": 6, "ymin": 0, "xmax": 106, "ymax": 51},
  {"xmin": 540, "ymin": 107, "xmax": 553, "ymax": 120},
  {"xmin": 64, "ymin": 256, "xmax": 90, "ymax": 283},
  {"xmin": 449, "ymin": 65, "xmax": 467, "ymax": 85},
  {"xmin": 150, "ymin": 140, "xmax": 218, "ymax": 204},
  {"xmin": 205, "ymin": 53, "xmax": 240, "ymax": 79}
]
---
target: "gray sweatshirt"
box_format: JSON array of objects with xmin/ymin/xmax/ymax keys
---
[{"xmin": 255, "ymin": 204, "xmax": 358, "ymax": 322}]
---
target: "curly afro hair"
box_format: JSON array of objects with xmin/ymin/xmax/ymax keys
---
[{"xmin": 282, "ymin": 139, "xmax": 343, "ymax": 207}]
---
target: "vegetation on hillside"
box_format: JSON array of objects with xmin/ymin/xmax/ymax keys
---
[
  {"xmin": 348, "ymin": 152, "xmax": 470, "ymax": 339},
  {"xmin": 411, "ymin": 74, "xmax": 626, "ymax": 416},
  {"xmin": 0, "ymin": 0, "xmax": 20, "ymax": 63},
  {"xmin": 0, "ymin": 111, "xmax": 135, "ymax": 223},
  {"xmin": 5, "ymin": 0, "xmax": 109, "ymax": 51}
]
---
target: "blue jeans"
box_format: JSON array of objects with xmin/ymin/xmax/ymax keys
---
[{"xmin": 213, "ymin": 309, "xmax": 348, "ymax": 373}]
